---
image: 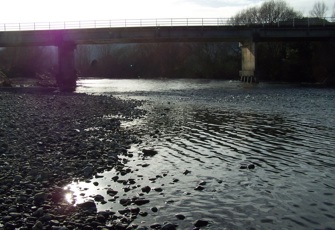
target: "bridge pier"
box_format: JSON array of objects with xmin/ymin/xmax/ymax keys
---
[
  {"xmin": 56, "ymin": 42, "xmax": 77, "ymax": 91},
  {"xmin": 239, "ymin": 41, "xmax": 257, "ymax": 83}
]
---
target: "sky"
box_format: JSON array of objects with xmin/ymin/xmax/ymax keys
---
[{"xmin": 0, "ymin": 0, "xmax": 334, "ymax": 24}]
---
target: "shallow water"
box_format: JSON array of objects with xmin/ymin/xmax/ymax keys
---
[{"xmin": 73, "ymin": 79, "xmax": 335, "ymax": 229}]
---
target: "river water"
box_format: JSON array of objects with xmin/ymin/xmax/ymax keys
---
[{"xmin": 73, "ymin": 79, "xmax": 335, "ymax": 230}]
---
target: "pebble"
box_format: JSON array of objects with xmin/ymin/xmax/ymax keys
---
[
  {"xmin": 194, "ymin": 219, "xmax": 209, "ymax": 227},
  {"xmin": 194, "ymin": 185, "xmax": 205, "ymax": 191},
  {"xmin": 175, "ymin": 213, "xmax": 186, "ymax": 220},
  {"xmin": 162, "ymin": 223, "xmax": 177, "ymax": 230},
  {"xmin": 151, "ymin": 207, "xmax": 158, "ymax": 212},
  {"xmin": 141, "ymin": 186, "xmax": 151, "ymax": 193},
  {"xmin": 248, "ymin": 164, "xmax": 256, "ymax": 169},
  {"xmin": 134, "ymin": 199, "xmax": 150, "ymax": 206}
]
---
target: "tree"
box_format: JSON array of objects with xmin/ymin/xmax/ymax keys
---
[
  {"xmin": 310, "ymin": 1, "xmax": 328, "ymax": 18},
  {"xmin": 229, "ymin": 0, "xmax": 302, "ymax": 25}
]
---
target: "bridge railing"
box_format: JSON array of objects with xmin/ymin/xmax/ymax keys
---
[{"xmin": 1, "ymin": 17, "xmax": 334, "ymax": 31}]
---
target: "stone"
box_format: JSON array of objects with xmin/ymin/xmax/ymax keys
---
[
  {"xmin": 151, "ymin": 207, "xmax": 158, "ymax": 212},
  {"xmin": 150, "ymin": 223, "xmax": 161, "ymax": 229},
  {"xmin": 194, "ymin": 219, "xmax": 209, "ymax": 227},
  {"xmin": 77, "ymin": 200, "xmax": 97, "ymax": 213},
  {"xmin": 248, "ymin": 164, "xmax": 255, "ymax": 169},
  {"xmin": 106, "ymin": 188, "xmax": 118, "ymax": 196},
  {"xmin": 51, "ymin": 187, "xmax": 65, "ymax": 203},
  {"xmin": 153, "ymin": 187, "xmax": 163, "ymax": 192},
  {"xmin": 240, "ymin": 165, "xmax": 247, "ymax": 169},
  {"xmin": 32, "ymin": 221, "xmax": 44, "ymax": 230},
  {"xmin": 183, "ymin": 170, "xmax": 191, "ymax": 175},
  {"xmin": 142, "ymin": 149, "xmax": 158, "ymax": 157},
  {"xmin": 94, "ymin": 194, "xmax": 105, "ymax": 202},
  {"xmin": 162, "ymin": 223, "xmax": 177, "ymax": 230},
  {"xmin": 32, "ymin": 207, "xmax": 44, "ymax": 217},
  {"xmin": 141, "ymin": 186, "xmax": 151, "ymax": 193},
  {"xmin": 199, "ymin": 181, "xmax": 206, "ymax": 186},
  {"xmin": 194, "ymin": 185, "xmax": 205, "ymax": 191},
  {"xmin": 83, "ymin": 166, "xmax": 94, "ymax": 177},
  {"xmin": 175, "ymin": 213, "xmax": 186, "ymax": 220},
  {"xmin": 34, "ymin": 192, "xmax": 46, "ymax": 206},
  {"xmin": 134, "ymin": 199, "xmax": 150, "ymax": 206},
  {"xmin": 136, "ymin": 226, "xmax": 149, "ymax": 230},
  {"xmin": 120, "ymin": 198, "xmax": 131, "ymax": 206}
]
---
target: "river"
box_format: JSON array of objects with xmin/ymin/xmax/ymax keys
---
[{"xmin": 72, "ymin": 79, "xmax": 335, "ymax": 230}]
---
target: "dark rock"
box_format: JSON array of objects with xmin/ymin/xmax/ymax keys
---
[
  {"xmin": 151, "ymin": 207, "xmax": 158, "ymax": 212},
  {"xmin": 199, "ymin": 181, "xmax": 206, "ymax": 186},
  {"xmin": 248, "ymin": 164, "xmax": 255, "ymax": 169},
  {"xmin": 34, "ymin": 192, "xmax": 46, "ymax": 206},
  {"xmin": 194, "ymin": 185, "xmax": 205, "ymax": 191},
  {"xmin": 120, "ymin": 198, "xmax": 131, "ymax": 206},
  {"xmin": 153, "ymin": 187, "xmax": 163, "ymax": 192},
  {"xmin": 94, "ymin": 194, "xmax": 105, "ymax": 202},
  {"xmin": 175, "ymin": 213, "xmax": 186, "ymax": 220},
  {"xmin": 142, "ymin": 149, "xmax": 158, "ymax": 157},
  {"xmin": 194, "ymin": 219, "xmax": 209, "ymax": 227},
  {"xmin": 93, "ymin": 181, "xmax": 99, "ymax": 186},
  {"xmin": 240, "ymin": 165, "xmax": 247, "ymax": 169},
  {"xmin": 150, "ymin": 223, "xmax": 161, "ymax": 229},
  {"xmin": 134, "ymin": 199, "xmax": 150, "ymax": 206},
  {"xmin": 107, "ymin": 188, "xmax": 118, "ymax": 196},
  {"xmin": 162, "ymin": 223, "xmax": 177, "ymax": 230},
  {"xmin": 32, "ymin": 221, "xmax": 43, "ymax": 230},
  {"xmin": 118, "ymin": 209, "xmax": 130, "ymax": 215},
  {"xmin": 183, "ymin": 170, "xmax": 191, "ymax": 175},
  {"xmin": 139, "ymin": 211, "xmax": 148, "ymax": 217},
  {"xmin": 141, "ymin": 186, "xmax": 151, "ymax": 193},
  {"xmin": 136, "ymin": 226, "xmax": 149, "ymax": 230},
  {"xmin": 77, "ymin": 200, "xmax": 97, "ymax": 213},
  {"xmin": 96, "ymin": 214, "xmax": 106, "ymax": 223},
  {"xmin": 51, "ymin": 187, "xmax": 65, "ymax": 203}
]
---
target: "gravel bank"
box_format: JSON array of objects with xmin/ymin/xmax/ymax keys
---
[{"xmin": 0, "ymin": 89, "xmax": 145, "ymax": 230}]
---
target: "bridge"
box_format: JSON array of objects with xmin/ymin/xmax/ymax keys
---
[{"xmin": 1, "ymin": 18, "xmax": 335, "ymax": 90}]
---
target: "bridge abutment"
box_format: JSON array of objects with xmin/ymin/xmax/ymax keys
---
[
  {"xmin": 239, "ymin": 41, "xmax": 257, "ymax": 83},
  {"xmin": 56, "ymin": 42, "xmax": 77, "ymax": 91}
]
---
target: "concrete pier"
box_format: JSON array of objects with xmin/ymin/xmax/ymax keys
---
[
  {"xmin": 239, "ymin": 41, "xmax": 257, "ymax": 83},
  {"xmin": 57, "ymin": 42, "xmax": 77, "ymax": 91}
]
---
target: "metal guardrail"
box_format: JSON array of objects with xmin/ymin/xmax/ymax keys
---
[{"xmin": 0, "ymin": 17, "xmax": 334, "ymax": 31}]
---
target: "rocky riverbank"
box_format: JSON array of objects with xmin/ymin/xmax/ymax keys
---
[{"xmin": 0, "ymin": 89, "xmax": 149, "ymax": 230}]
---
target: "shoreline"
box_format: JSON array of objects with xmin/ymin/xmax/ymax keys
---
[{"xmin": 0, "ymin": 89, "xmax": 146, "ymax": 229}]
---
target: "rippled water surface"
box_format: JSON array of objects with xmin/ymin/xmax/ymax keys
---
[{"xmin": 74, "ymin": 79, "xmax": 335, "ymax": 229}]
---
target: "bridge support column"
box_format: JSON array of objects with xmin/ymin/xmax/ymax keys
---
[
  {"xmin": 239, "ymin": 41, "xmax": 257, "ymax": 83},
  {"xmin": 56, "ymin": 42, "xmax": 77, "ymax": 91}
]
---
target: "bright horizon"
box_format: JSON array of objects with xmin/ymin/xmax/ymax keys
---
[{"xmin": 1, "ymin": 0, "xmax": 334, "ymax": 24}]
